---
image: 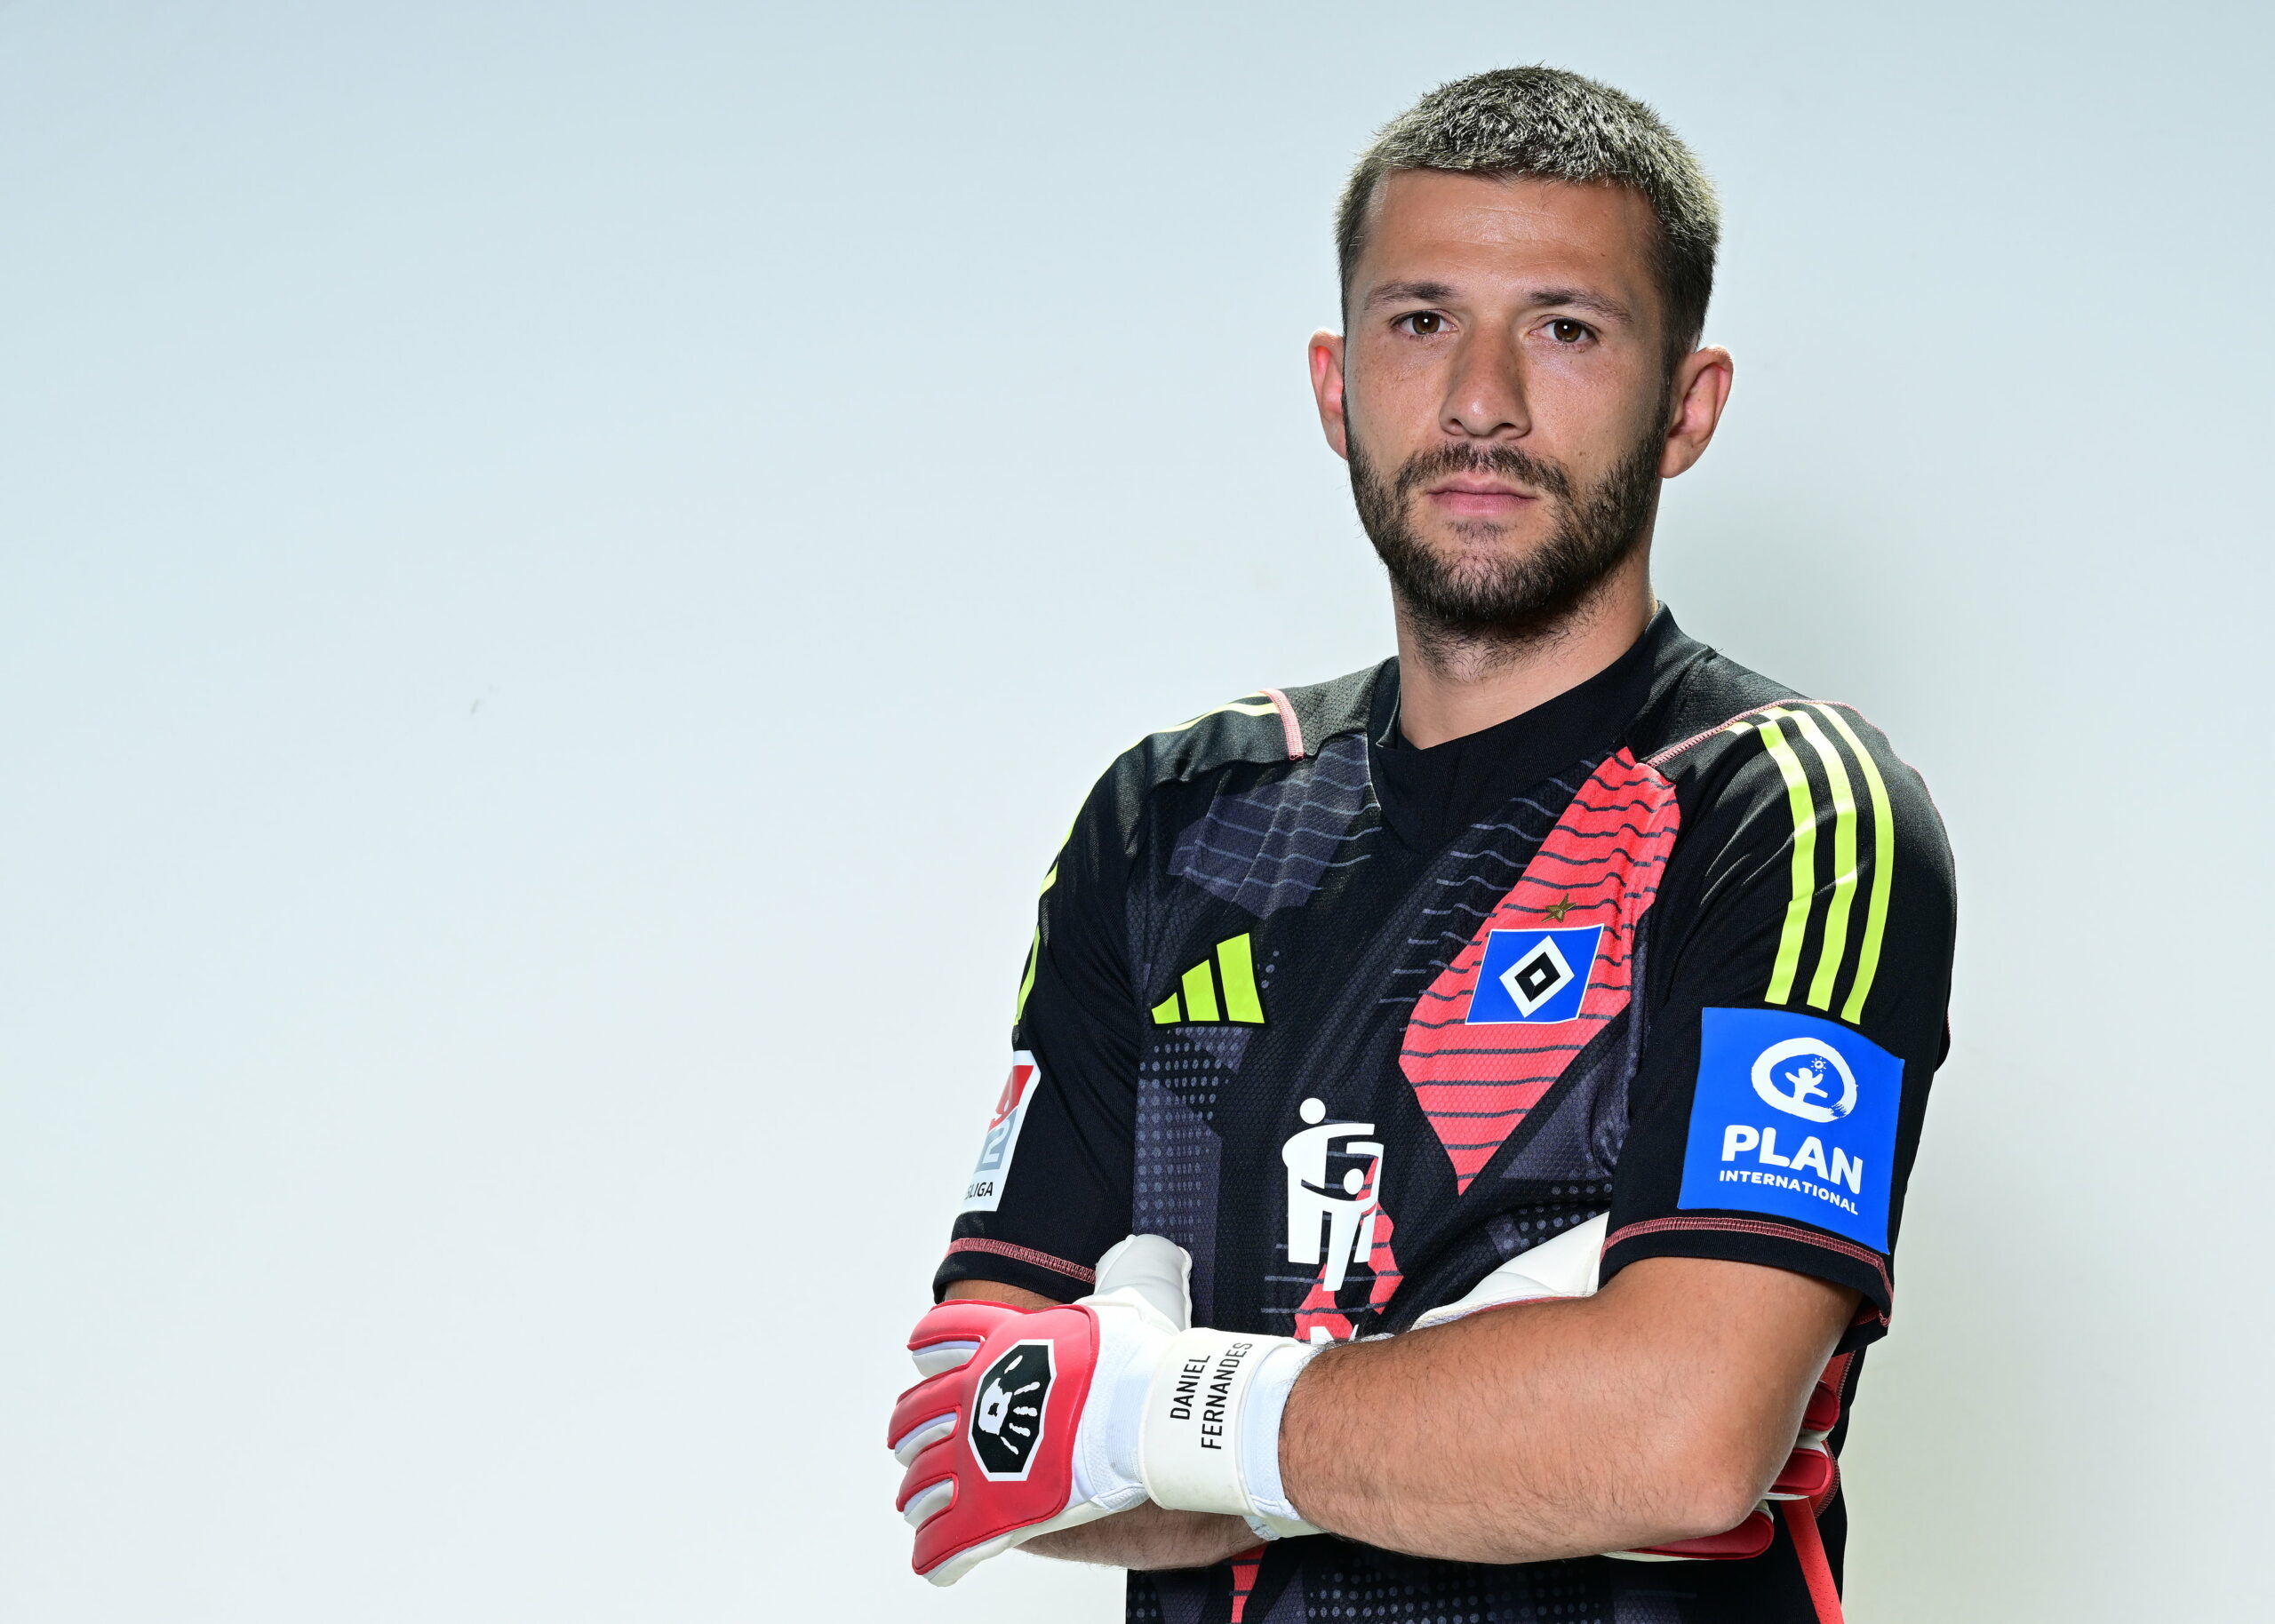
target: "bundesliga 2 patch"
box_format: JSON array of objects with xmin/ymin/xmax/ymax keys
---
[
  {"xmin": 1678, "ymin": 1008, "xmax": 1903, "ymax": 1250},
  {"xmin": 1466, "ymin": 925, "xmax": 1603, "ymax": 1024},
  {"xmin": 958, "ymin": 1053, "xmax": 1039, "ymax": 1214}
]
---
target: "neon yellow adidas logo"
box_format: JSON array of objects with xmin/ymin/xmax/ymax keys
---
[{"xmin": 1151, "ymin": 934, "xmax": 1265, "ymax": 1025}]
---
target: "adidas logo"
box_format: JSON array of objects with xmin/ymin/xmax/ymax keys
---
[{"xmin": 1151, "ymin": 934, "xmax": 1266, "ymax": 1026}]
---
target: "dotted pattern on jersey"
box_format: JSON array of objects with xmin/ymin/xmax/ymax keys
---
[
  {"xmin": 1484, "ymin": 1182, "xmax": 1616, "ymax": 1260},
  {"xmin": 1609, "ymin": 1587, "xmax": 1688, "ymax": 1624},
  {"xmin": 1186, "ymin": 1025, "xmax": 1257, "ymax": 1071},
  {"xmin": 1298, "ymin": 1548, "xmax": 1608, "ymax": 1622},
  {"xmin": 1136, "ymin": 1032, "xmax": 1232, "ymax": 1324},
  {"xmin": 1400, "ymin": 751, "xmax": 1680, "ymax": 1191},
  {"xmin": 1169, "ymin": 736, "xmax": 1378, "ymax": 918},
  {"xmin": 1126, "ymin": 1575, "xmax": 1166, "ymax": 1623}
]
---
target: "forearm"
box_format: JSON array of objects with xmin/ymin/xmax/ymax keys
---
[
  {"xmin": 1278, "ymin": 1257, "xmax": 1854, "ymax": 1563},
  {"xmin": 1023, "ymin": 1503, "xmax": 1260, "ymax": 1571}
]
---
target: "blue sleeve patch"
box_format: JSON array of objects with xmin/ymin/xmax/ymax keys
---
[{"xmin": 1677, "ymin": 1008, "xmax": 1904, "ymax": 1251}]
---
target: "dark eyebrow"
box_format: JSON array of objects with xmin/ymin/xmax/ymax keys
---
[
  {"xmin": 1362, "ymin": 279, "xmax": 1458, "ymax": 310},
  {"xmin": 1529, "ymin": 287, "xmax": 1634, "ymax": 323}
]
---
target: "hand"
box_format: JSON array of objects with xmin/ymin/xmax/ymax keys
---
[
  {"xmin": 1412, "ymin": 1214, "xmax": 1839, "ymax": 1564},
  {"xmin": 888, "ymin": 1236, "xmax": 1191, "ymax": 1586},
  {"xmin": 890, "ymin": 1235, "xmax": 1321, "ymax": 1584}
]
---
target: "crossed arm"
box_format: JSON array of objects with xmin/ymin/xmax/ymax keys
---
[{"xmin": 946, "ymin": 1254, "xmax": 1855, "ymax": 1570}]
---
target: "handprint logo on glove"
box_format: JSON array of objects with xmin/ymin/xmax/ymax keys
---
[{"xmin": 968, "ymin": 1342, "xmax": 1053, "ymax": 1479}]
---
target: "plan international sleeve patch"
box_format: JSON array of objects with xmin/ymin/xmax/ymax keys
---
[
  {"xmin": 1678, "ymin": 1008, "xmax": 1903, "ymax": 1250},
  {"xmin": 958, "ymin": 1054, "xmax": 1040, "ymax": 1214}
]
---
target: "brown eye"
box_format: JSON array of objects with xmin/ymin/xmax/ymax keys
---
[
  {"xmin": 1401, "ymin": 312, "xmax": 1446, "ymax": 336},
  {"xmin": 1550, "ymin": 319, "xmax": 1591, "ymax": 343}
]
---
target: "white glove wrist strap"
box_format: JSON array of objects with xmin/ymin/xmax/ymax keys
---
[
  {"xmin": 1235, "ymin": 1339, "xmax": 1321, "ymax": 1537},
  {"xmin": 1138, "ymin": 1328, "xmax": 1320, "ymax": 1526}
]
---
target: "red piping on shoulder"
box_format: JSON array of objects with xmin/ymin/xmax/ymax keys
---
[
  {"xmin": 1645, "ymin": 701, "xmax": 1824, "ymax": 768},
  {"xmin": 1260, "ymin": 688, "xmax": 1305, "ymax": 760}
]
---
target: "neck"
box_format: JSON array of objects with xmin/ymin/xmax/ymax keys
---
[{"xmin": 1390, "ymin": 552, "xmax": 1656, "ymax": 749}]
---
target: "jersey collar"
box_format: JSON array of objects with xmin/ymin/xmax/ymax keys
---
[{"xmin": 1364, "ymin": 609, "xmax": 1683, "ymax": 849}]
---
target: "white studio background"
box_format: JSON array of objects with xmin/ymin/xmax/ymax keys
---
[{"xmin": 0, "ymin": 3, "xmax": 2264, "ymax": 1620}]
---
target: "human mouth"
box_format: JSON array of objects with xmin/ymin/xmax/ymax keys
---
[{"xmin": 1425, "ymin": 479, "xmax": 1539, "ymax": 518}]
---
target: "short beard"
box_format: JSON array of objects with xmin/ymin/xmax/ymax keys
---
[{"xmin": 1349, "ymin": 399, "xmax": 1667, "ymax": 669}]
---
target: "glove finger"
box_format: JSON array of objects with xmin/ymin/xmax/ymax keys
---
[
  {"xmin": 915, "ymin": 1494, "xmax": 1117, "ymax": 1586},
  {"xmin": 891, "ymin": 1411, "xmax": 957, "ymax": 1467},
  {"xmin": 911, "ymin": 1339, "xmax": 983, "ymax": 1378},
  {"xmin": 920, "ymin": 1528, "xmax": 1022, "ymax": 1588},
  {"xmin": 1088, "ymin": 1234, "xmax": 1192, "ymax": 1330},
  {"xmin": 899, "ymin": 1477, "xmax": 955, "ymax": 1529},
  {"xmin": 1766, "ymin": 1442, "xmax": 1834, "ymax": 1501},
  {"xmin": 906, "ymin": 1300, "xmax": 1023, "ymax": 1353},
  {"xmin": 897, "ymin": 1432, "xmax": 972, "ymax": 1517},
  {"xmin": 1615, "ymin": 1505, "xmax": 1776, "ymax": 1561},
  {"xmin": 889, "ymin": 1368, "xmax": 971, "ymax": 1453}
]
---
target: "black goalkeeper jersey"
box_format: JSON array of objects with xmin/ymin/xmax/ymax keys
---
[{"xmin": 935, "ymin": 611, "xmax": 1956, "ymax": 1624}]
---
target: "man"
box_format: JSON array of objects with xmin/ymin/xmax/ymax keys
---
[{"xmin": 889, "ymin": 66, "xmax": 1954, "ymax": 1624}]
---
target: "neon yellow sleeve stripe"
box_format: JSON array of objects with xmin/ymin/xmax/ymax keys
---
[
  {"xmin": 1151, "ymin": 991, "xmax": 1183, "ymax": 1024},
  {"xmin": 1815, "ymin": 704, "xmax": 1896, "ymax": 1023},
  {"xmin": 1015, "ymin": 927, "xmax": 1042, "ymax": 1023},
  {"xmin": 1153, "ymin": 697, "xmax": 1280, "ymax": 737},
  {"xmin": 1015, "ymin": 857, "xmax": 1062, "ymax": 1023},
  {"xmin": 1755, "ymin": 712, "xmax": 1818, "ymax": 1005},
  {"xmin": 1788, "ymin": 706, "xmax": 1860, "ymax": 1012}
]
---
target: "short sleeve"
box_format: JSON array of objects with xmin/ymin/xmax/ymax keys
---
[
  {"xmin": 930, "ymin": 764, "xmax": 1146, "ymax": 1303},
  {"xmin": 1604, "ymin": 702, "xmax": 1956, "ymax": 1346}
]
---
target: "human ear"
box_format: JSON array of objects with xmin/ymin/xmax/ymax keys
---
[
  {"xmin": 1660, "ymin": 346, "xmax": 1734, "ymax": 479},
  {"xmin": 1309, "ymin": 330, "xmax": 1350, "ymax": 461}
]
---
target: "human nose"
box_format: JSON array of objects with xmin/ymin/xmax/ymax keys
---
[{"xmin": 1441, "ymin": 326, "xmax": 1529, "ymax": 440}]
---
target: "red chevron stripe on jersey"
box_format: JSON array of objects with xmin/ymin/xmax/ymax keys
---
[{"xmin": 1401, "ymin": 750, "xmax": 1680, "ymax": 1191}]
